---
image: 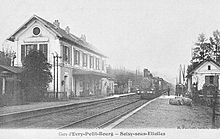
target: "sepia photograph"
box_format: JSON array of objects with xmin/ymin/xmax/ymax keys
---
[{"xmin": 0, "ymin": 0, "xmax": 219, "ymax": 138}]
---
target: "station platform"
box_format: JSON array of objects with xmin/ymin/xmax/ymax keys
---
[
  {"xmin": 114, "ymin": 95, "xmax": 215, "ymax": 129},
  {"xmin": 0, "ymin": 93, "xmax": 136, "ymax": 116}
]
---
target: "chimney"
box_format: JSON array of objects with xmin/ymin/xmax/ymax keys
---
[
  {"xmin": 53, "ymin": 20, "xmax": 60, "ymax": 28},
  {"xmin": 65, "ymin": 26, "xmax": 70, "ymax": 34},
  {"xmin": 80, "ymin": 34, "xmax": 86, "ymax": 41}
]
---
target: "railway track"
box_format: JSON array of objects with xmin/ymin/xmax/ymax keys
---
[
  {"xmin": 58, "ymin": 99, "xmax": 148, "ymax": 129},
  {"xmin": 0, "ymin": 94, "xmax": 140, "ymax": 128}
]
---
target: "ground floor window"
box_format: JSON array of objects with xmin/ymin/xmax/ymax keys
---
[
  {"xmin": 21, "ymin": 43, "xmax": 48, "ymax": 62},
  {"xmin": 205, "ymin": 76, "xmax": 214, "ymax": 84}
]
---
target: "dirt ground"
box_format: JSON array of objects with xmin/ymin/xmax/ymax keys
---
[{"xmin": 115, "ymin": 95, "xmax": 218, "ymax": 129}]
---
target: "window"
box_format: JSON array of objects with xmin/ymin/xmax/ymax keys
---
[
  {"xmin": 83, "ymin": 53, "xmax": 88, "ymax": 67},
  {"xmin": 95, "ymin": 58, "xmax": 100, "ymax": 70},
  {"xmin": 90, "ymin": 56, "xmax": 94, "ymax": 68},
  {"xmin": 33, "ymin": 27, "xmax": 40, "ymax": 35},
  {"xmin": 74, "ymin": 50, "xmax": 80, "ymax": 65},
  {"xmin": 102, "ymin": 60, "xmax": 105, "ymax": 71},
  {"xmin": 39, "ymin": 44, "xmax": 48, "ymax": 60},
  {"xmin": 63, "ymin": 46, "xmax": 70, "ymax": 63},
  {"xmin": 210, "ymin": 76, "xmax": 214, "ymax": 84},
  {"xmin": 21, "ymin": 44, "xmax": 37, "ymax": 62},
  {"xmin": 208, "ymin": 65, "xmax": 211, "ymax": 70},
  {"xmin": 205, "ymin": 76, "xmax": 214, "ymax": 84},
  {"xmin": 21, "ymin": 44, "xmax": 48, "ymax": 62}
]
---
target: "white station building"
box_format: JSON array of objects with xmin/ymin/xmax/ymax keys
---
[{"xmin": 6, "ymin": 15, "xmax": 114, "ymax": 99}]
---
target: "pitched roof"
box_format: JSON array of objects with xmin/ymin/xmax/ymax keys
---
[
  {"xmin": 7, "ymin": 15, "xmax": 107, "ymax": 58},
  {"xmin": 188, "ymin": 58, "xmax": 220, "ymax": 76},
  {"xmin": 0, "ymin": 65, "xmax": 23, "ymax": 74}
]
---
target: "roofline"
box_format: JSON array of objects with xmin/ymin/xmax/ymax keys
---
[
  {"xmin": 60, "ymin": 37, "xmax": 108, "ymax": 58},
  {"xmin": 7, "ymin": 15, "xmax": 62, "ymax": 42},
  {"xmin": 189, "ymin": 59, "xmax": 220, "ymax": 75},
  {"xmin": 6, "ymin": 14, "xmax": 108, "ymax": 58}
]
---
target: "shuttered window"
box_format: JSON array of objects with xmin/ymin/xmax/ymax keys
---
[
  {"xmin": 90, "ymin": 56, "xmax": 94, "ymax": 68},
  {"xmin": 63, "ymin": 46, "xmax": 70, "ymax": 64},
  {"xmin": 74, "ymin": 50, "xmax": 80, "ymax": 65},
  {"xmin": 83, "ymin": 53, "xmax": 88, "ymax": 67},
  {"xmin": 102, "ymin": 60, "xmax": 105, "ymax": 71},
  {"xmin": 95, "ymin": 58, "xmax": 100, "ymax": 70}
]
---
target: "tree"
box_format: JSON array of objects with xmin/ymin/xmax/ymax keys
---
[
  {"xmin": 188, "ymin": 31, "xmax": 220, "ymax": 74},
  {"xmin": 210, "ymin": 30, "xmax": 220, "ymax": 62},
  {"xmin": 21, "ymin": 50, "xmax": 52, "ymax": 101},
  {"xmin": 192, "ymin": 33, "xmax": 214, "ymax": 63}
]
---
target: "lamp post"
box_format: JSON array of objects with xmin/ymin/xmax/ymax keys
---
[
  {"xmin": 52, "ymin": 53, "xmax": 56, "ymax": 98},
  {"xmin": 55, "ymin": 52, "xmax": 62, "ymax": 99}
]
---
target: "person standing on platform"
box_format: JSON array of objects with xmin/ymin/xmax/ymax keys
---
[{"xmin": 167, "ymin": 87, "xmax": 170, "ymax": 96}]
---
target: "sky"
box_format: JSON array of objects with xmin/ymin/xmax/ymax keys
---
[{"xmin": 1, "ymin": 0, "xmax": 220, "ymax": 84}]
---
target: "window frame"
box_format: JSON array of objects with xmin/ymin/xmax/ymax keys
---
[
  {"xmin": 210, "ymin": 76, "xmax": 214, "ymax": 84},
  {"xmin": 21, "ymin": 43, "xmax": 48, "ymax": 62},
  {"xmin": 95, "ymin": 58, "xmax": 100, "ymax": 70},
  {"xmin": 83, "ymin": 53, "xmax": 88, "ymax": 67},
  {"xmin": 74, "ymin": 50, "xmax": 80, "ymax": 65},
  {"xmin": 102, "ymin": 60, "xmax": 105, "ymax": 71},
  {"xmin": 63, "ymin": 45, "xmax": 70, "ymax": 64},
  {"xmin": 90, "ymin": 56, "xmax": 94, "ymax": 69}
]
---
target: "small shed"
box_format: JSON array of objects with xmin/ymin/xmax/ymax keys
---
[
  {"xmin": 0, "ymin": 65, "xmax": 23, "ymax": 106},
  {"xmin": 187, "ymin": 59, "xmax": 220, "ymax": 95}
]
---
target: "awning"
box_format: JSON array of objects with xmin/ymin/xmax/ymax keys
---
[
  {"xmin": 72, "ymin": 69, "xmax": 110, "ymax": 78},
  {"xmin": 0, "ymin": 65, "xmax": 23, "ymax": 74}
]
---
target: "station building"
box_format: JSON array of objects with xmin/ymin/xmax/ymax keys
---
[
  {"xmin": 6, "ymin": 15, "xmax": 114, "ymax": 99},
  {"xmin": 187, "ymin": 59, "xmax": 220, "ymax": 95}
]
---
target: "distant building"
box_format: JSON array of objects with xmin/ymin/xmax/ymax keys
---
[
  {"xmin": 187, "ymin": 59, "xmax": 220, "ymax": 95},
  {"xmin": 6, "ymin": 15, "xmax": 114, "ymax": 98}
]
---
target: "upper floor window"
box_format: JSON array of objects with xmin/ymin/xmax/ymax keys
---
[
  {"xmin": 83, "ymin": 53, "xmax": 88, "ymax": 67},
  {"xmin": 74, "ymin": 50, "xmax": 80, "ymax": 65},
  {"xmin": 90, "ymin": 56, "xmax": 94, "ymax": 69},
  {"xmin": 208, "ymin": 65, "xmax": 211, "ymax": 70},
  {"xmin": 102, "ymin": 60, "xmax": 105, "ymax": 71},
  {"xmin": 95, "ymin": 58, "xmax": 100, "ymax": 70},
  {"xmin": 63, "ymin": 46, "xmax": 70, "ymax": 64}
]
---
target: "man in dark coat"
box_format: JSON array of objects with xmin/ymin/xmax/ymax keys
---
[{"xmin": 167, "ymin": 87, "xmax": 170, "ymax": 96}]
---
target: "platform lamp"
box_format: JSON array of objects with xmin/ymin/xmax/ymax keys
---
[
  {"xmin": 55, "ymin": 52, "xmax": 62, "ymax": 99},
  {"xmin": 51, "ymin": 53, "xmax": 56, "ymax": 98}
]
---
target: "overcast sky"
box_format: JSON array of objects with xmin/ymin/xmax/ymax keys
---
[{"xmin": 1, "ymin": 0, "xmax": 220, "ymax": 84}]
